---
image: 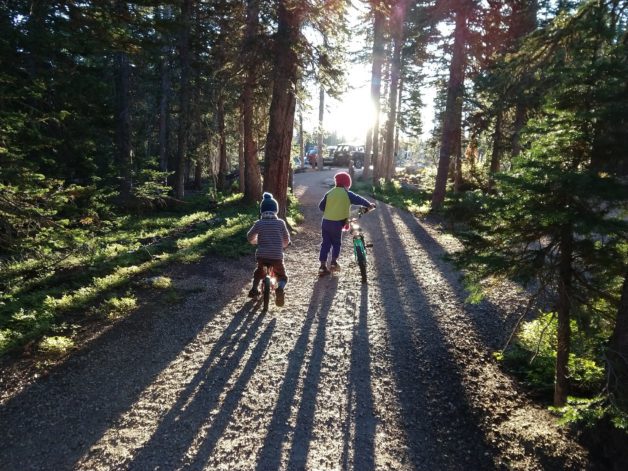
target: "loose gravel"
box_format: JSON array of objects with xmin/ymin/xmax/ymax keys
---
[{"xmin": 0, "ymin": 169, "xmax": 591, "ymax": 470}]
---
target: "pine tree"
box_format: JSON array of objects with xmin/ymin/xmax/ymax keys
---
[{"xmin": 457, "ymin": 0, "xmax": 628, "ymax": 406}]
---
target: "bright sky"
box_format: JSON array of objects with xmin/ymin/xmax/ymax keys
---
[{"xmin": 303, "ymin": 4, "xmax": 437, "ymax": 145}]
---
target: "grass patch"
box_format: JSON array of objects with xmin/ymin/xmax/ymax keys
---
[
  {"xmin": 146, "ymin": 276, "xmax": 172, "ymax": 289},
  {"xmin": 352, "ymin": 178, "xmax": 431, "ymax": 217},
  {"xmin": 0, "ymin": 189, "xmax": 276, "ymax": 357},
  {"xmin": 38, "ymin": 335, "xmax": 75, "ymax": 356},
  {"xmin": 103, "ymin": 295, "xmax": 138, "ymax": 320}
]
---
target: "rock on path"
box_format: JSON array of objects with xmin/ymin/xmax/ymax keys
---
[{"xmin": 0, "ymin": 169, "xmax": 590, "ymax": 470}]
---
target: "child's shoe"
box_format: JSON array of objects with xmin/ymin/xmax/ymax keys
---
[
  {"xmin": 275, "ymin": 288, "xmax": 285, "ymax": 307},
  {"xmin": 330, "ymin": 261, "xmax": 341, "ymax": 271},
  {"xmin": 248, "ymin": 287, "xmax": 260, "ymax": 298},
  {"xmin": 318, "ymin": 263, "xmax": 330, "ymax": 276}
]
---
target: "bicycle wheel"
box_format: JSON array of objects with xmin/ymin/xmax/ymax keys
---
[
  {"xmin": 355, "ymin": 245, "xmax": 367, "ymax": 283},
  {"xmin": 263, "ymin": 276, "xmax": 271, "ymax": 311}
]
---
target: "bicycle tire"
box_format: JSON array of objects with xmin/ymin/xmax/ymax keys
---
[
  {"xmin": 263, "ymin": 276, "xmax": 271, "ymax": 311},
  {"xmin": 356, "ymin": 245, "xmax": 367, "ymax": 283}
]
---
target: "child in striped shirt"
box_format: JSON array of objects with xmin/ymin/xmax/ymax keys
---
[{"xmin": 247, "ymin": 192, "xmax": 291, "ymax": 306}]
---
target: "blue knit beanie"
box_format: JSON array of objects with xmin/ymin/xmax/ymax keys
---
[{"xmin": 260, "ymin": 192, "xmax": 278, "ymax": 214}]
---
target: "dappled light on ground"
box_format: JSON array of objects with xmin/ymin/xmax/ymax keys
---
[{"xmin": 0, "ymin": 170, "xmax": 588, "ymax": 470}]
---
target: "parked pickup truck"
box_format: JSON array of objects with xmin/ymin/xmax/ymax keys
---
[
  {"xmin": 332, "ymin": 144, "xmax": 366, "ymax": 169},
  {"xmin": 349, "ymin": 151, "xmax": 367, "ymax": 169}
]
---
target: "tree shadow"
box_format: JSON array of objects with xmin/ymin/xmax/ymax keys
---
[
  {"xmin": 255, "ymin": 276, "xmax": 339, "ymax": 471},
  {"xmin": 128, "ymin": 302, "xmax": 271, "ymax": 469},
  {"xmin": 341, "ymin": 283, "xmax": 376, "ymax": 471},
  {"xmin": 393, "ymin": 209, "xmax": 521, "ymax": 351},
  {"xmin": 366, "ymin": 205, "xmax": 495, "ymax": 469},
  {"xmin": 0, "ymin": 280, "xmax": 253, "ymax": 470}
]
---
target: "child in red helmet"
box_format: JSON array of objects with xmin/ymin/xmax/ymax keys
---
[{"xmin": 318, "ymin": 171, "xmax": 375, "ymax": 275}]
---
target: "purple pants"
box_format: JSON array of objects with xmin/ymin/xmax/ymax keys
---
[{"xmin": 319, "ymin": 219, "xmax": 345, "ymax": 262}]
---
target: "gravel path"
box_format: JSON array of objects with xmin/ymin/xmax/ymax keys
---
[{"xmin": 0, "ymin": 169, "xmax": 591, "ymax": 470}]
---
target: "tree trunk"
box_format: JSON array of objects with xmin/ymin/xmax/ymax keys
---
[
  {"xmin": 510, "ymin": 0, "xmax": 538, "ymax": 158},
  {"xmin": 217, "ymin": 99, "xmax": 228, "ymax": 191},
  {"xmin": 368, "ymin": 3, "xmax": 385, "ymax": 182},
  {"xmin": 384, "ymin": 6, "xmax": 406, "ymax": 184},
  {"xmin": 159, "ymin": 56, "xmax": 170, "ymax": 177},
  {"xmin": 465, "ymin": 131, "xmax": 478, "ymax": 174},
  {"xmin": 157, "ymin": 6, "xmax": 171, "ymax": 180},
  {"xmin": 555, "ymin": 225, "xmax": 573, "ymax": 407},
  {"xmin": 194, "ymin": 159, "xmax": 202, "ymax": 189},
  {"xmin": 317, "ymin": 86, "xmax": 324, "ymax": 170},
  {"xmin": 364, "ymin": 127, "xmax": 373, "ymax": 179},
  {"xmin": 431, "ymin": 5, "xmax": 468, "ymax": 209},
  {"xmin": 394, "ymin": 73, "xmax": 403, "ymax": 162},
  {"xmin": 242, "ymin": 0, "xmax": 262, "ymax": 203},
  {"xmin": 174, "ymin": 0, "xmax": 192, "ymax": 199},
  {"xmin": 114, "ymin": 48, "xmax": 133, "ymax": 203},
  {"xmin": 299, "ymin": 111, "xmax": 305, "ymax": 169},
  {"xmin": 488, "ymin": 111, "xmax": 503, "ymax": 191},
  {"xmin": 511, "ymin": 104, "xmax": 526, "ymax": 158},
  {"xmin": 263, "ymin": 0, "xmax": 302, "ymax": 219},
  {"xmin": 376, "ymin": 43, "xmax": 391, "ymax": 183},
  {"xmin": 609, "ymin": 273, "xmax": 628, "ymax": 407},
  {"xmin": 454, "ymin": 125, "xmax": 462, "ymax": 193},
  {"xmin": 238, "ymin": 114, "xmax": 245, "ymax": 192},
  {"xmin": 383, "ymin": 27, "xmax": 402, "ymax": 182}
]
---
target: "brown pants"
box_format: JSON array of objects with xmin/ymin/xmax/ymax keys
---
[{"xmin": 253, "ymin": 258, "xmax": 288, "ymax": 286}]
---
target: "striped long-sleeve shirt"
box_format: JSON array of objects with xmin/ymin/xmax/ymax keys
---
[{"xmin": 247, "ymin": 215, "xmax": 291, "ymax": 260}]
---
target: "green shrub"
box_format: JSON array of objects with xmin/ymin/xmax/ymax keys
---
[{"xmin": 503, "ymin": 312, "xmax": 606, "ymax": 396}]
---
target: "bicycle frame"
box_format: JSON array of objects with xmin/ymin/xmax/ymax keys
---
[
  {"xmin": 262, "ymin": 264, "xmax": 276, "ymax": 311},
  {"xmin": 348, "ymin": 207, "xmax": 372, "ymax": 283}
]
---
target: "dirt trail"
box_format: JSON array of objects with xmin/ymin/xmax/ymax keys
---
[{"xmin": 0, "ymin": 169, "xmax": 591, "ymax": 470}]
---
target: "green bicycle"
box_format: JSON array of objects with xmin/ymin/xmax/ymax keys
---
[{"xmin": 347, "ymin": 206, "xmax": 374, "ymax": 283}]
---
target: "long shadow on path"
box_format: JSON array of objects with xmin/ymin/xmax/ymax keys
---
[
  {"xmin": 341, "ymin": 283, "xmax": 376, "ymax": 471},
  {"xmin": 0, "ymin": 269, "xmax": 249, "ymax": 470},
  {"xmin": 256, "ymin": 276, "xmax": 339, "ymax": 471},
  {"xmin": 367, "ymin": 205, "xmax": 495, "ymax": 470},
  {"xmin": 128, "ymin": 302, "xmax": 270, "ymax": 469},
  {"xmin": 393, "ymin": 210, "xmax": 521, "ymax": 352}
]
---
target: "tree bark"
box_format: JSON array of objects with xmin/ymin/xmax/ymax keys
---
[
  {"xmin": 263, "ymin": 0, "xmax": 302, "ymax": 219},
  {"xmin": 217, "ymin": 98, "xmax": 228, "ymax": 191},
  {"xmin": 158, "ymin": 56, "xmax": 170, "ymax": 177},
  {"xmin": 194, "ymin": 159, "xmax": 202, "ymax": 189},
  {"xmin": 431, "ymin": 5, "xmax": 468, "ymax": 209},
  {"xmin": 394, "ymin": 73, "xmax": 403, "ymax": 163},
  {"xmin": 453, "ymin": 125, "xmax": 462, "ymax": 193},
  {"xmin": 317, "ymin": 86, "xmax": 324, "ymax": 170},
  {"xmin": 609, "ymin": 273, "xmax": 628, "ymax": 407},
  {"xmin": 174, "ymin": 0, "xmax": 192, "ymax": 199},
  {"xmin": 157, "ymin": 6, "xmax": 171, "ymax": 180},
  {"xmin": 384, "ymin": 0, "xmax": 406, "ymax": 182},
  {"xmin": 114, "ymin": 48, "xmax": 133, "ymax": 203},
  {"xmin": 509, "ymin": 0, "xmax": 538, "ymax": 158},
  {"xmin": 555, "ymin": 225, "xmax": 573, "ymax": 407},
  {"xmin": 238, "ymin": 114, "xmax": 245, "ymax": 192},
  {"xmin": 488, "ymin": 111, "xmax": 503, "ymax": 191},
  {"xmin": 242, "ymin": 0, "xmax": 262, "ymax": 203},
  {"xmin": 299, "ymin": 111, "xmax": 305, "ymax": 169},
  {"xmin": 367, "ymin": 3, "xmax": 385, "ymax": 182}
]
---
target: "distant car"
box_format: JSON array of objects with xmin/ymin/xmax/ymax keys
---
[
  {"xmin": 333, "ymin": 144, "xmax": 365, "ymax": 167},
  {"xmin": 350, "ymin": 151, "xmax": 369, "ymax": 169},
  {"xmin": 322, "ymin": 146, "xmax": 336, "ymax": 165}
]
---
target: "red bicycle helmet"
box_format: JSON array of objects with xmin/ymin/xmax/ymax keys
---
[{"xmin": 334, "ymin": 171, "xmax": 352, "ymax": 189}]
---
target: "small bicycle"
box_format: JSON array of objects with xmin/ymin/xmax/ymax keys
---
[
  {"xmin": 260, "ymin": 263, "xmax": 277, "ymax": 312},
  {"xmin": 347, "ymin": 206, "xmax": 374, "ymax": 283}
]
